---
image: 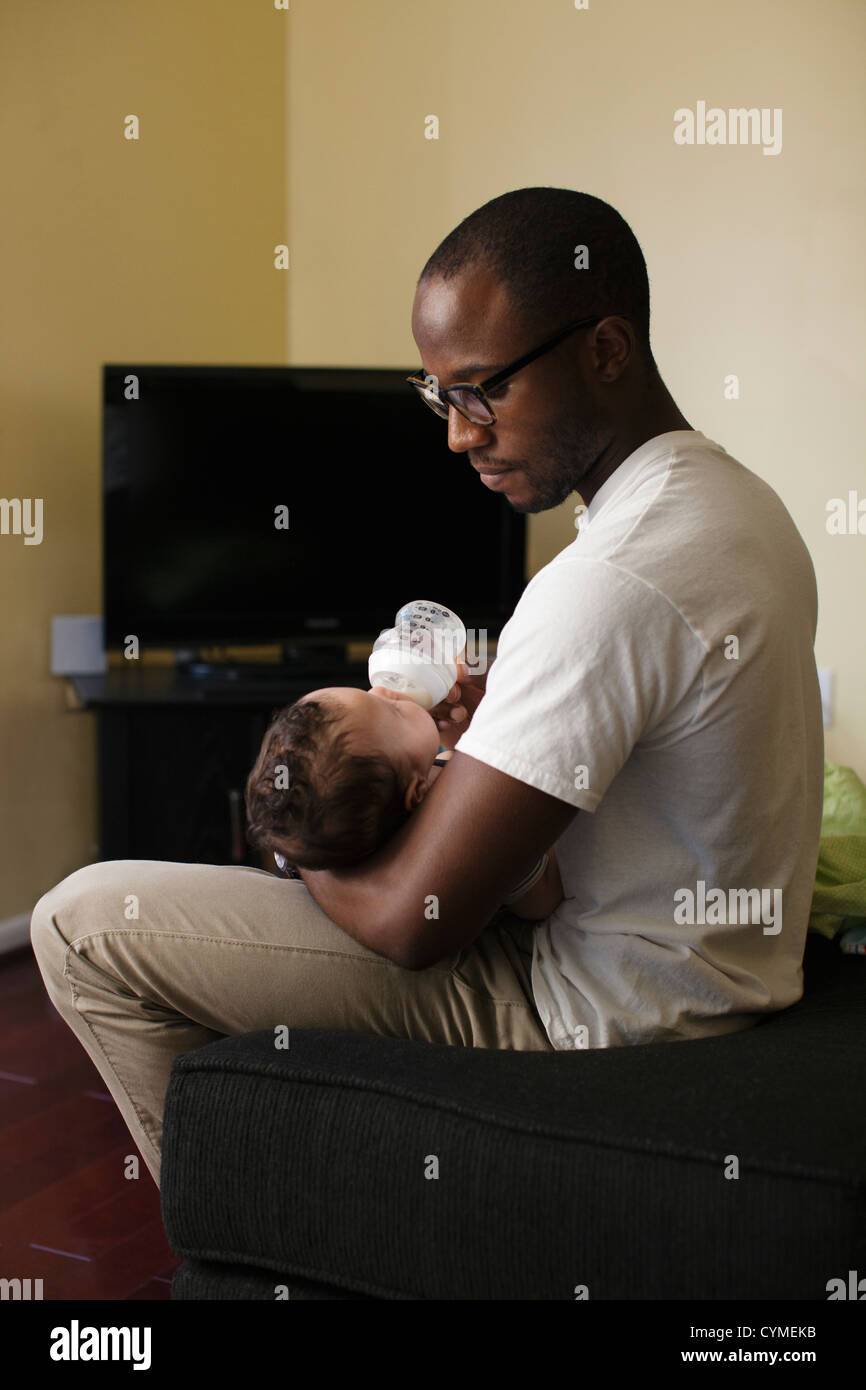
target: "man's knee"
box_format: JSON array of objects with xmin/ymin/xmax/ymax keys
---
[{"xmin": 30, "ymin": 860, "xmax": 134, "ymax": 975}]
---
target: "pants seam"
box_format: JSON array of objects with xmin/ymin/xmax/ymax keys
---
[
  {"xmin": 62, "ymin": 941, "xmax": 166, "ymax": 1173},
  {"xmin": 65, "ymin": 928, "xmax": 542, "ymax": 1024},
  {"xmin": 65, "ymin": 928, "xmax": 460, "ymax": 973}
]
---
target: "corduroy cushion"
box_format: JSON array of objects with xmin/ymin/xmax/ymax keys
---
[{"xmin": 162, "ymin": 937, "xmax": 866, "ymax": 1300}]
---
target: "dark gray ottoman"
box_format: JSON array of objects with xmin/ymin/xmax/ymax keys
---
[{"xmin": 161, "ymin": 934, "xmax": 866, "ymax": 1299}]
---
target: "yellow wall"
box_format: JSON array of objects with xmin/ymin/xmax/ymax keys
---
[
  {"xmin": 287, "ymin": 0, "xmax": 865, "ymax": 765},
  {"xmin": 3, "ymin": 0, "xmax": 864, "ymax": 922},
  {"xmin": 0, "ymin": 3, "xmax": 286, "ymax": 918}
]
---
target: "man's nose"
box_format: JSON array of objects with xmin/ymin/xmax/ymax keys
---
[{"xmin": 447, "ymin": 405, "xmax": 493, "ymax": 454}]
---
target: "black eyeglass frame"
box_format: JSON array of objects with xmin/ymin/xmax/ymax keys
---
[{"xmin": 406, "ymin": 313, "xmax": 618, "ymax": 425}]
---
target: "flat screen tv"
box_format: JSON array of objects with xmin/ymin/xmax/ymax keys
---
[{"xmin": 102, "ymin": 365, "xmax": 526, "ymax": 653}]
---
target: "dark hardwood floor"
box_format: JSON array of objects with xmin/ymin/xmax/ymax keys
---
[{"xmin": 0, "ymin": 944, "xmax": 179, "ymax": 1300}]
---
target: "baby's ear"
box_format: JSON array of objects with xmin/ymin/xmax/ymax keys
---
[{"xmin": 404, "ymin": 773, "xmax": 430, "ymax": 813}]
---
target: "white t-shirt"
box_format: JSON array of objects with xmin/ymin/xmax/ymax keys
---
[{"xmin": 455, "ymin": 430, "xmax": 824, "ymax": 1049}]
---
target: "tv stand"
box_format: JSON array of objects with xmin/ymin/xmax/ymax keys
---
[{"xmin": 176, "ymin": 642, "xmax": 354, "ymax": 684}]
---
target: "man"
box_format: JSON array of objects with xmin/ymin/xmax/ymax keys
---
[{"xmin": 30, "ymin": 188, "xmax": 824, "ymax": 1188}]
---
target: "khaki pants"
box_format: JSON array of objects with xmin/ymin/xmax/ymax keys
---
[{"xmin": 29, "ymin": 859, "xmax": 553, "ymax": 1188}]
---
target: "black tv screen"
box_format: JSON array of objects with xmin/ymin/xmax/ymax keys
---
[{"xmin": 102, "ymin": 365, "xmax": 526, "ymax": 650}]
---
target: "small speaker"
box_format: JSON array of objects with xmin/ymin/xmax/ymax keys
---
[{"xmin": 51, "ymin": 615, "xmax": 107, "ymax": 675}]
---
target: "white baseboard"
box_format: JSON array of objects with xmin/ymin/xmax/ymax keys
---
[{"xmin": 0, "ymin": 912, "xmax": 33, "ymax": 955}]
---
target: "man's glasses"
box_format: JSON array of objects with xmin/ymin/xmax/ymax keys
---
[{"xmin": 406, "ymin": 314, "xmax": 612, "ymax": 426}]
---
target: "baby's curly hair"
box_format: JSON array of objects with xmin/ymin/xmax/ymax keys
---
[{"xmin": 244, "ymin": 696, "xmax": 413, "ymax": 871}]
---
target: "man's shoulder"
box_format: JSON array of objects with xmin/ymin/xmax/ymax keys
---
[
  {"xmin": 566, "ymin": 439, "xmax": 807, "ymax": 587},
  {"xmin": 508, "ymin": 436, "xmax": 814, "ymax": 654},
  {"xmin": 506, "ymin": 545, "xmax": 705, "ymax": 662}
]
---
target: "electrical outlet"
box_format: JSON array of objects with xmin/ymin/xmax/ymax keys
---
[{"xmin": 817, "ymin": 668, "xmax": 833, "ymax": 729}]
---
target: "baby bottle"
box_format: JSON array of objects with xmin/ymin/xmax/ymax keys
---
[{"xmin": 368, "ymin": 600, "xmax": 467, "ymax": 710}]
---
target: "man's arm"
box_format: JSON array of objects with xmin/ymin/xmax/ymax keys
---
[{"xmin": 298, "ymin": 751, "xmax": 577, "ymax": 970}]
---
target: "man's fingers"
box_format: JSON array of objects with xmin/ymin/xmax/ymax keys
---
[
  {"xmin": 436, "ymin": 709, "xmax": 462, "ymax": 725},
  {"xmin": 436, "ymin": 705, "xmax": 467, "ymax": 729},
  {"xmin": 431, "ymin": 682, "xmax": 460, "ymax": 722}
]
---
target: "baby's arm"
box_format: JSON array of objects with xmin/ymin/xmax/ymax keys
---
[{"xmin": 504, "ymin": 844, "xmax": 563, "ymax": 921}]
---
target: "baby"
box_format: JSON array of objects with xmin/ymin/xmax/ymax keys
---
[{"xmin": 245, "ymin": 684, "xmax": 563, "ymax": 921}]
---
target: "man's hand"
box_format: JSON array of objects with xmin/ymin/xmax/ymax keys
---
[{"xmin": 429, "ymin": 660, "xmax": 490, "ymax": 748}]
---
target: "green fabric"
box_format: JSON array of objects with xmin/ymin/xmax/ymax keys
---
[{"xmin": 808, "ymin": 761, "xmax": 866, "ymax": 944}]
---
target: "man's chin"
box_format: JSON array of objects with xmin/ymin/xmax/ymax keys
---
[{"xmin": 506, "ymin": 477, "xmax": 576, "ymax": 515}]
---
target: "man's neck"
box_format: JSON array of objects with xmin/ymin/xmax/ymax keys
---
[{"xmin": 579, "ymin": 398, "xmax": 693, "ymax": 506}]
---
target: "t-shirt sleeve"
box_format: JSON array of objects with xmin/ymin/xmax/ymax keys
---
[{"xmin": 454, "ymin": 555, "xmax": 705, "ymax": 811}]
